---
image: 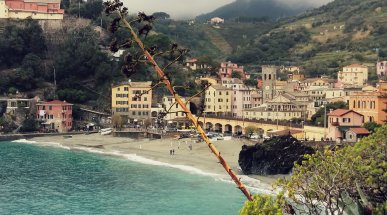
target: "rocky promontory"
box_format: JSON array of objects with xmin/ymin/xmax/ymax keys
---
[{"xmin": 238, "ymin": 135, "xmax": 315, "ymax": 175}]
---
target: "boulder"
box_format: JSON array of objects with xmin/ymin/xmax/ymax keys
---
[{"xmin": 238, "ymin": 135, "xmax": 315, "ymax": 175}]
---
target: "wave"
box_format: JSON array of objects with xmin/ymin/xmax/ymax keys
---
[{"xmin": 12, "ymin": 139, "xmax": 71, "ymax": 150}]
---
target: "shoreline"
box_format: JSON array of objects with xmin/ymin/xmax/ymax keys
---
[{"xmin": 12, "ymin": 133, "xmax": 280, "ymax": 193}]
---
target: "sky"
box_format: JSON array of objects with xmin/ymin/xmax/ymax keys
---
[{"xmin": 123, "ymin": 0, "xmax": 333, "ymax": 19}]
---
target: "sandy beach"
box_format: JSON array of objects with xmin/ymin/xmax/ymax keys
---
[{"xmin": 29, "ymin": 133, "xmax": 279, "ymax": 192}]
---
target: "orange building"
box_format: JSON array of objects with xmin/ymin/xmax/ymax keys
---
[
  {"xmin": 36, "ymin": 100, "xmax": 73, "ymax": 133},
  {"xmin": 349, "ymin": 87, "xmax": 387, "ymax": 124}
]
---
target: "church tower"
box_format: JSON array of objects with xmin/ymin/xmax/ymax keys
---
[{"xmin": 261, "ymin": 65, "xmax": 278, "ymax": 103}]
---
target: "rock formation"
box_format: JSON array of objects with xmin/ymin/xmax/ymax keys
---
[{"xmin": 238, "ymin": 135, "xmax": 315, "ymax": 175}]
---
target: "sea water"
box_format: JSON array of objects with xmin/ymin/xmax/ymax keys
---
[{"xmin": 0, "ymin": 140, "xmax": 247, "ymax": 215}]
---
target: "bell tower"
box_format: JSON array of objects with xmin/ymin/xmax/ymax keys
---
[{"xmin": 262, "ymin": 65, "xmax": 278, "ymax": 103}]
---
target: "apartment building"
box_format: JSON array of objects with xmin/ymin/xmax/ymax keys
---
[
  {"xmin": 221, "ymin": 78, "xmax": 252, "ymax": 117},
  {"xmin": 111, "ymin": 81, "xmax": 152, "ymax": 120},
  {"xmin": 204, "ymin": 84, "xmax": 232, "ymax": 116},
  {"xmin": 337, "ymin": 64, "xmax": 368, "ymax": 86}
]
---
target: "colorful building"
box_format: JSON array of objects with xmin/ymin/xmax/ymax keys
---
[
  {"xmin": 218, "ymin": 61, "xmax": 246, "ymax": 80},
  {"xmin": 377, "ymin": 61, "xmax": 387, "ymax": 77},
  {"xmin": 337, "ymin": 64, "xmax": 368, "ymax": 87},
  {"xmin": 36, "ymin": 100, "xmax": 73, "ymax": 133},
  {"xmin": 221, "ymin": 78, "xmax": 252, "ymax": 117},
  {"xmin": 204, "ymin": 84, "xmax": 232, "ymax": 116},
  {"xmin": 0, "ymin": 0, "xmax": 64, "ymax": 20},
  {"xmin": 111, "ymin": 81, "xmax": 152, "ymax": 120},
  {"xmin": 349, "ymin": 90, "xmax": 387, "ymax": 124},
  {"xmin": 327, "ymin": 109, "xmax": 364, "ymax": 140}
]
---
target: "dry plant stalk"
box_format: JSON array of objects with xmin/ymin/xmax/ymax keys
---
[{"xmin": 107, "ymin": 4, "xmax": 253, "ymax": 201}]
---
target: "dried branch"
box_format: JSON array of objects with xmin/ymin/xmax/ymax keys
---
[{"xmin": 103, "ymin": 2, "xmax": 253, "ymax": 201}]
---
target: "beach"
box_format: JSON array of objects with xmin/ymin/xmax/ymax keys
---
[{"xmin": 29, "ymin": 134, "xmax": 279, "ymax": 192}]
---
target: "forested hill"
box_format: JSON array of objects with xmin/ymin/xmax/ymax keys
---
[
  {"xmin": 196, "ymin": 0, "xmax": 314, "ymax": 21},
  {"xmin": 227, "ymin": 0, "xmax": 387, "ymax": 78}
]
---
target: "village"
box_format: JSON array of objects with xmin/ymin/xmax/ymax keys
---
[{"xmin": 2, "ymin": 59, "xmax": 387, "ymax": 144}]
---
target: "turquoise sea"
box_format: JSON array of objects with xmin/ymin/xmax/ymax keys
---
[{"xmin": 0, "ymin": 140, "xmax": 246, "ymax": 215}]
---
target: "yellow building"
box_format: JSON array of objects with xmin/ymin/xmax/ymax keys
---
[
  {"xmin": 111, "ymin": 81, "xmax": 152, "ymax": 120},
  {"xmin": 204, "ymin": 85, "xmax": 232, "ymax": 116},
  {"xmin": 338, "ymin": 64, "xmax": 368, "ymax": 86},
  {"xmin": 243, "ymin": 107, "xmax": 303, "ymax": 121},
  {"xmin": 161, "ymin": 96, "xmax": 190, "ymax": 121}
]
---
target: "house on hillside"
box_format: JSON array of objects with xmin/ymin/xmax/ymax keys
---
[
  {"xmin": 218, "ymin": 61, "xmax": 247, "ymax": 80},
  {"xmin": 377, "ymin": 60, "xmax": 387, "ymax": 77},
  {"xmin": 327, "ymin": 109, "xmax": 364, "ymax": 141},
  {"xmin": 337, "ymin": 64, "xmax": 369, "ymax": 87},
  {"xmin": 210, "ymin": 17, "xmax": 224, "ymax": 24},
  {"xmin": 0, "ymin": 0, "xmax": 64, "ymax": 20},
  {"xmin": 185, "ymin": 58, "xmax": 209, "ymax": 71}
]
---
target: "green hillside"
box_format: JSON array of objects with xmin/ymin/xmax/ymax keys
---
[{"xmin": 228, "ymin": 0, "xmax": 387, "ymax": 78}]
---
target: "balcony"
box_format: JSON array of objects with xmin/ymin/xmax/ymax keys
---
[{"xmin": 331, "ymin": 122, "xmax": 339, "ymax": 126}]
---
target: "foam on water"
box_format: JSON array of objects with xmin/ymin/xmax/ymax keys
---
[{"xmin": 12, "ymin": 139, "xmax": 71, "ymax": 150}]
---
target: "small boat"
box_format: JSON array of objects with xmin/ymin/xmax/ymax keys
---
[
  {"xmin": 63, "ymin": 135, "xmax": 73, "ymax": 139},
  {"xmin": 100, "ymin": 128, "xmax": 112, "ymax": 136}
]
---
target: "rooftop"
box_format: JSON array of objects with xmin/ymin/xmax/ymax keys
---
[
  {"xmin": 344, "ymin": 64, "xmax": 367, "ymax": 68},
  {"xmin": 38, "ymin": 100, "xmax": 72, "ymax": 105},
  {"xmin": 348, "ymin": 127, "xmax": 370, "ymax": 135},
  {"xmin": 327, "ymin": 109, "xmax": 361, "ymax": 117}
]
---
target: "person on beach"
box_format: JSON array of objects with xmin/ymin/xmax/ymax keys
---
[
  {"xmin": 170, "ymin": 149, "xmax": 172, "ymax": 155},
  {"xmin": 172, "ymin": 149, "xmax": 175, "ymax": 155}
]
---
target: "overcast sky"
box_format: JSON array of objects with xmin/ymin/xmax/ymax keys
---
[{"xmin": 123, "ymin": 0, "xmax": 333, "ymax": 19}]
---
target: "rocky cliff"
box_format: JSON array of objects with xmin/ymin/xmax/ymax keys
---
[{"xmin": 238, "ymin": 135, "xmax": 315, "ymax": 175}]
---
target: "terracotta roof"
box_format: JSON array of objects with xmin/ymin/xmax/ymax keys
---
[
  {"xmin": 327, "ymin": 109, "xmax": 361, "ymax": 117},
  {"xmin": 348, "ymin": 127, "xmax": 370, "ymax": 135},
  {"xmin": 39, "ymin": 100, "xmax": 72, "ymax": 105},
  {"xmin": 344, "ymin": 64, "xmax": 367, "ymax": 68}
]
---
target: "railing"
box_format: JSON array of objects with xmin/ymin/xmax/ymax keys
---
[{"xmin": 203, "ymin": 116, "xmax": 304, "ymax": 128}]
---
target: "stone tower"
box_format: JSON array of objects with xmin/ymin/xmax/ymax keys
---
[{"xmin": 261, "ymin": 65, "xmax": 278, "ymax": 103}]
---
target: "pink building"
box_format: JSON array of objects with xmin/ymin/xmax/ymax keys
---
[
  {"xmin": 36, "ymin": 100, "xmax": 73, "ymax": 133},
  {"xmin": 4, "ymin": 0, "xmax": 64, "ymax": 14},
  {"xmin": 221, "ymin": 78, "xmax": 252, "ymax": 117},
  {"xmin": 218, "ymin": 61, "xmax": 246, "ymax": 80},
  {"xmin": 327, "ymin": 109, "xmax": 364, "ymax": 141},
  {"xmin": 377, "ymin": 61, "xmax": 387, "ymax": 76}
]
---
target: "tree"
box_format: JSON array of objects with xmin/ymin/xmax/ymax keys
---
[
  {"xmin": 311, "ymin": 101, "xmax": 348, "ymax": 126},
  {"xmin": 240, "ymin": 124, "xmax": 387, "ymax": 214},
  {"xmin": 244, "ymin": 125, "xmax": 258, "ymax": 138},
  {"xmin": 20, "ymin": 115, "xmax": 39, "ymax": 132},
  {"xmin": 363, "ymin": 121, "xmax": 381, "ymax": 133},
  {"xmin": 112, "ymin": 114, "xmax": 123, "ymax": 130},
  {"xmin": 231, "ymin": 71, "xmax": 242, "ymax": 79},
  {"xmin": 239, "ymin": 193, "xmax": 286, "ymax": 215},
  {"xmin": 152, "ymin": 12, "xmax": 170, "ymax": 20}
]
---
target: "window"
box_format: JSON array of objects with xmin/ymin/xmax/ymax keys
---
[
  {"xmin": 117, "ymin": 88, "xmax": 120, "ymax": 91},
  {"xmin": 144, "ymin": 97, "xmax": 147, "ymax": 101},
  {"xmin": 124, "ymin": 87, "xmax": 128, "ymax": 91},
  {"xmin": 49, "ymin": 106, "xmax": 52, "ymax": 110}
]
